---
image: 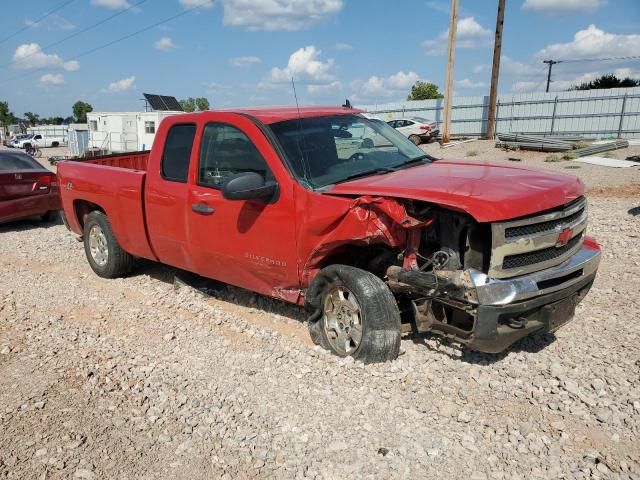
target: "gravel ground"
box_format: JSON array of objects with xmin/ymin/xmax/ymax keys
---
[{"xmin": 1, "ymin": 146, "xmax": 639, "ymax": 479}]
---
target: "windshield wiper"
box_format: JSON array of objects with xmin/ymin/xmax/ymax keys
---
[
  {"xmin": 393, "ymin": 154, "xmax": 433, "ymax": 170},
  {"xmin": 334, "ymin": 167, "xmax": 397, "ymax": 183}
]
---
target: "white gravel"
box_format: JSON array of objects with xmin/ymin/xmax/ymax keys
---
[{"xmin": 0, "ymin": 165, "xmax": 639, "ymax": 479}]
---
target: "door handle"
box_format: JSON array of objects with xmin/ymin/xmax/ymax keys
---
[{"xmin": 191, "ymin": 203, "xmax": 215, "ymax": 215}]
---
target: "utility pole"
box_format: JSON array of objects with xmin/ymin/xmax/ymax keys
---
[
  {"xmin": 543, "ymin": 60, "xmax": 560, "ymax": 93},
  {"xmin": 486, "ymin": 0, "xmax": 506, "ymax": 139},
  {"xmin": 442, "ymin": 0, "xmax": 459, "ymax": 144}
]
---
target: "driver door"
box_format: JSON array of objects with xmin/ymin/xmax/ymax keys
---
[{"xmin": 186, "ymin": 115, "xmax": 298, "ymax": 296}]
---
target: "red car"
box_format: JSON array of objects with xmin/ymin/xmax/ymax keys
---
[
  {"xmin": 0, "ymin": 150, "xmax": 60, "ymax": 224},
  {"xmin": 57, "ymin": 107, "xmax": 600, "ymax": 362}
]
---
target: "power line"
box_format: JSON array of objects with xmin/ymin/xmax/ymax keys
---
[
  {"xmin": 0, "ymin": 0, "xmax": 77, "ymax": 46},
  {"xmin": 560, "ymin": 55, "xmax": 640, "ymax": 63},
  {"xmin": 0, "ymin": 3, "xmax": 206, "ymax": 85},
  {"xmin": 1, "ymin": 0, "xmax": 150, "ymax": 70}
]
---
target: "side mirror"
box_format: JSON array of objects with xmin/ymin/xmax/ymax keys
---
[{"xmin": 221, "ymin": 172, "xmax": 278, "ymax": 202}]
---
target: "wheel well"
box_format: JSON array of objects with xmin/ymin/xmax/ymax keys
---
[
  {"xmin": 73, "ymin": 200, "xmax": 105, "ymax": 229},
  {"xmin": 316, "ymin": 243, "xmax": 398, "ymax": 279}
]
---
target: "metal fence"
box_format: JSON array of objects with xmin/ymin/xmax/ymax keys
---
[{"xmin": 359, "ymin": 86, "xmax": 640, "ymax": 139}]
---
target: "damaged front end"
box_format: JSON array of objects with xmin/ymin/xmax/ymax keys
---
[
  {"xmin": 304, "ymin": 193, "xmax": 600, "ymax": 354},
  {"xmin": 382, "ymin": 197, "xmax": 601, "ymax": 353}
]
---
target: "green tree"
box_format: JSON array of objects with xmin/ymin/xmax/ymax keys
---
[
  {"xmin": 195, "ymin": 97, "xmax": 210, "ymax": 111},
  {"xmin": 407, "ymin": 81, "xmax": 444, "ymax": 101},
  {"xmin": 24, "ymin": 112, "xmax": 40, "ymax": 126},
  {"xmin": 0, "ymin": 100, "xmax": 16, "ymax": 125},
  {"xmin": 72, "ymin": 100, "xmax": 93, "ymax": 123},
  {"xmin": 570, "ymin": 73, "xmax": 640, "ymax": 90},
  {"xmin": 180, "ymin": 97, "xmax": 196, "ymax": 112}
]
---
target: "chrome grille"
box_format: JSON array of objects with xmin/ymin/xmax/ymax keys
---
[
  {"xmin": 489, "ymin": 197, "xmax": 587, "ymax": 278},
  {"xmin": 502, "ymin": 233, "xmax": 583, "ymax": 269}
]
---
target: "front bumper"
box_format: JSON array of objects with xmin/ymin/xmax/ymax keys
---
[
  {"xmin": 465, "ymin": 243, "xmax": 600, "ymax": 352},
  {"xmin": 389, "ymin": 242, "xmax": 601, "ymax": 353}
]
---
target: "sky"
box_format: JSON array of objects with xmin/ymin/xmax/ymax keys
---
[{"xmin": 1, "ymin": 0, "xmax": 639, "ymax": 117}]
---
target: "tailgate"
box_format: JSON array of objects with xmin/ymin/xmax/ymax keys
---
[{"xmin": 0, "ymin": 171, "xmax": 56, "ymax": 201}]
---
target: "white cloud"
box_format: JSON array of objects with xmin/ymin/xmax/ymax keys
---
[
  {"xmin": 25, "ymin": 14, "xmax": 76, "ymax": 31},
  {"xmin": 456, "ymin": 78, "xmax": 486, "ymax": 89},
  {"xmin": 13, "ymin": 43, "xmax": 79, "ymax": 71},
  {"xmin": 230, "ymin": 56, "xmax": 261, "ymax": 67},
  {"xmin": 91, "ymin": 0, "xmax": 130, "ymax": 8},
  {"xmin": 154, "ymin": 37, "xmax": 177, "ymax": 51},
  {"xmin": 308, "ymin": 81, "xmax": 341, "ymax": 94},
  {"xmin": 107, "ymin": 75, "xmax": 136, "ymax": 92},
  {"xmin": 510, "ymin": 81, "xmax": 543, "ymax": 92},
  {"xmin": 387, "ymin": 71, "xmax": 420, "ymax": 90},
  {"xmin": 522, "ymin": 0, "xmax": 604, "ymax": 12},
  {"xmin": 40, "ymin": 73, "xmax": 65, "ymax": 85},
  {"xmin": 220, "ymin": 0, "xmax": 343, "ymax": 31},
  {"xmin": 423, "ymin": 17, "xmax": 493, "ymax": 55},
  {"xmin": 335, "ymin": 43, "xmax": 352, "ymax": 51},
  {"xmin": 268, "ymin": 46, "xmax": 335, "ymax": 85},
  {"xmin": 179, "ymin": 0, "xmax": 214, "ymax": 8},
  {"xmin": 501, "ymin": 56, "xmax": 540, "ymax": 77},
  {"xmin": 352, "ymin": 71, "xmax": 421, "ymax": 99},
  {"xmin": 472, "ymin": 64, "xmax": 487, "ymax": 74},
  {"xmin": 535, "ymin": 25, "xmax": 640, "ymax": 61}
]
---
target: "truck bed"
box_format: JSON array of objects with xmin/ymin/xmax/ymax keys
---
[
  {"xmin": 78, "ymin": 151, "xmax": 150, "ymax": 170},
  {"xmin": 57, "ymin": 151, "xmax": 156, "ymax": 261}
]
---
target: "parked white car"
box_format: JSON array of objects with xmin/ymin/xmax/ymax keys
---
[
  {"xmin": 387, "ymin": 117, "xmax": 439, "ymax": 145},
  {"xmin": 7, "ymin": 134, "xmax": 29, "ymax": 148}
]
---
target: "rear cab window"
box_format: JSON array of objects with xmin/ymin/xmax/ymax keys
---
[{"xmin": 161, "ymin": 124, "xmax": 196, "ymax": 182}]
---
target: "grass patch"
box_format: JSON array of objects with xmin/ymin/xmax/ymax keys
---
[
  {"xmin": 572, "ymin": 141, "xmax": 588, "ymax": 149},
  {"xmin": 545, "ymin": 154, "xmax": 561, "ymax": 162},
  {"xmin": 561, "ymin": 152, "xmax": 579, "ymax": 160},
  {"xmin": 466, "ymin": 150, "xmax": 478, "ymax": 157}
]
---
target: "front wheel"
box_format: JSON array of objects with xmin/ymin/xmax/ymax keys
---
[
  {"xmin": 409, "ymin": 134, "xmax": 422, "ymax": 146},
  {"xmin": 306, "ymin": 265, "xmax": 401, "ymax": 363},
  {"xmin": 83, "ymin": 211, "xmax": 135, "ymax": 278}
]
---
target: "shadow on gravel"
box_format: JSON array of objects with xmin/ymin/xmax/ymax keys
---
[
  {"xmin": 407, "ymin": 331, "xmax": 557, "ymax": 364},
  {"xmin": 628, "ymin": 206, "xmax": 640, "ymax": 216},
  {"xmin": 0, "ymin": 214, "xmax": 63, "ymax": 233},
  {"xmin": 130, "ymin": 261, "xmax": 306, "ymax": 324}
]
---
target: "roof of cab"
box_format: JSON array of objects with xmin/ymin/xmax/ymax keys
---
[{"xmin": 216, "ymin": 106, "xmax": 364, "ymax": 124}]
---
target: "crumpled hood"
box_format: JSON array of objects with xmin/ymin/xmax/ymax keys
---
[{"xmin": 327, "ymin": 159, "xmax": 584, "ymax": 222}]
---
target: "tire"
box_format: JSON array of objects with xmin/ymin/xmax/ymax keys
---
[
  {"xmin": 306, "ymin": 265, "xmax": 401, "ymax": 363},
  {"xmin": 408, "ymin": 135, "xmax": 422, "ymax": 146},
  {"xmin": 83, "ymin": 211, "xmax": 135, "ymax": 278},
  {"xmin": 41, "ymin": 210, "xmax": 59, "ymax": 222},
  {"xmin": 51, "ymin": 142, "xmax": 59, "ymax": 148}
]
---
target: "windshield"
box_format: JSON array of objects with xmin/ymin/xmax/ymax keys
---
[{"xmin": 269, "ymin": 114, "xmax": 430, "ymax": 188}]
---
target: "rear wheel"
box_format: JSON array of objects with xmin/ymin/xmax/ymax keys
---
[
  {"xmin": 83, "ymin": 211, "xmax": 135, "ymax": 278},
  {"xmin": 306, "ymin": 265, "xmax": 401, "ymax": 363},
  {"xmin": 409, "ymin": 135, "xmax": 422, "ymax": 146}
]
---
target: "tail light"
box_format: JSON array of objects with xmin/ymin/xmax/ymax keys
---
[
  {"xmin": 35, "ymin": 174, "xmax": 54, "ymax": 192},
  {"xmin": 419, "ymin": 125, "xmax": 431, "ymax": 131}
]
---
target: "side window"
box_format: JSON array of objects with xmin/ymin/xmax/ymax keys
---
[
  {"xmin": 161, "ymin": 124, "xmax": 196, "ymax": 183},
  {"xmin": 35, "ymin": 135, "xmax": 42, "ymax": 140},
  {"xmin": 145, "ymin": 121, "xmax": 155, "ymax": 134},
  {"xmin": 198, "ymin": 123, "xmax": 270, "ymax": 189}
]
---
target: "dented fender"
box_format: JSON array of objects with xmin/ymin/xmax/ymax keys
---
[{"xmin": 296, "ymin": 191, "xmax": 430, "ymax": 288}]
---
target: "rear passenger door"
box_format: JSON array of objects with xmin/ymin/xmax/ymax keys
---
[
  {"xmin": 187, "ymin": 115, "xmax": 298, "ymax": 295},
  {"xmin": 145, "ymin": 123, "xmax": 197, "ymax": 270}
]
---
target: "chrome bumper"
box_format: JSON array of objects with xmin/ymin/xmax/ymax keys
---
[{"xmin": 465, "ymin": 244, "xmax": 600, "ymax": 306}]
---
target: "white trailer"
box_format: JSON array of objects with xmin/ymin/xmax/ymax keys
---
[{"xmin": 87, "ymin": 111, "xmax": 181, "ymax": 153}]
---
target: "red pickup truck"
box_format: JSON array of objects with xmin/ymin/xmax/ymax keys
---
[{"xmin": 57, "ymin": 106, "xmax": 601, "ymax": 362}]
